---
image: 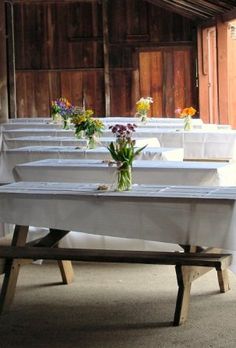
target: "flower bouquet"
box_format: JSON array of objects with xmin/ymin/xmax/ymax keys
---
[
  {"xmin": 107, "ymin": 124, "xmax": 147, "ymax": 191},
  {"xmin": 135, "ymin": 97, "xmax": 153, "ymax": 123},
  {"xmin": 51, "ymin": 97, "xmax": 73, "ymax": 129},
  {"xmin": 71, "ymin": 108, "xmax": 104, "ymax": 148},
  {"xmin": 176, "ymin": 106, "xmax": 197, "ymax": 131}
]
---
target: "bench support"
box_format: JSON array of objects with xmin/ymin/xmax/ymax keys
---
[
  {"xmin": 0, "ymin": 225, "xmax": 28, "ymax": 313},
  {"xmin": 0, "ymin": 225, "xmax": 232, "ymax": 325},
  {"xmin": 0, "ymin": 225, "xmax": 74, "ymax": 313},
  {"xmin": 173, "ymin": 245, "xmax": 231, "ymax": 326}
]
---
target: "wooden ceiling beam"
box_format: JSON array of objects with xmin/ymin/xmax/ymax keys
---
[
  {"xmin": 147, "ymin": 0, "xmax": 236, "ymax": 21},
  {"xmin": 180, "ymin": 0, "xmax": 227, "ymax": 15},
  {"xmin": 159, "ymin": 0, "xmax": 211, "ymax": 18},
  {"xmin": 8, "ymin": 0, "xmax": 101, "ymax": 3},
  {"xmin": 222, "ymin": 8, "xmax": 236, "ymax": 22},
  {"xmin": 146, "ymin": 0, "xmax": 199, "ymax": 20},
  {"xmin": 170, "ymin": 0, "xmax": 218, "ymax": 16},
  {"xmin": 147, "ymin": 0, "xmax": 210, "ymax": 19}
]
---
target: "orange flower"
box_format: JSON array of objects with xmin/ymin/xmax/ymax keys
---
[{"xmin": 179, "ymin": 106, "xmax": 197, "ymax": 118}]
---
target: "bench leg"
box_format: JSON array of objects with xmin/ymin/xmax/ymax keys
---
[
  {"xmin": 174, "ymin": 265, "xmax": 192, "ymax": 326},
  {"xmin": 57, "ymin": 260, "xmax": 74, "ymax": 284},
  {"xmin": 182, "ymin": 246, "xmax": 231, "ymax": 294},
  {"xmin": 217, "ymin": 269, "xmax": 230, "ymax": 293},
  {"xmin": 32, "ymin": 229, "xmax": 74, "ymax": 285},
  {"xmin": 0, "ymin": 225, "xmax": 29, "ymax": 314}
]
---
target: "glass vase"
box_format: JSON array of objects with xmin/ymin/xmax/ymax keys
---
[
  {"xmin": 52, "ymin": 113, "xmax": 62, "ymax": 124},
  {"xmin": 116, "ymin": 164, "xmax": 132, "ymax": 191},
  {"xmin": 184, "ymin": 116, "xmax": 192, "ymax": 131},
  {"xmin": 141, "ymin": 113, "xmax": 148, "ymax": 123},
  {"xmin": 75, "ymin": 130, "xmax": 84, "ymax": 139},
  {"xmin": 63, "ymin": 118, "xmax": 70, "ymax": 130},
  {"xmin": 87, "ymin": 135, "xmax": 96, "ymax": 149}
]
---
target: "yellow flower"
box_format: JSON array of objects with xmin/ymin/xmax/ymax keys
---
[
  {"xmin": 136, "ymin": 97, "xmax": 153, "ymax": 113},
  {"xmin": 85, "ymin": 109, "xmax": 94, "ymax": 117}
]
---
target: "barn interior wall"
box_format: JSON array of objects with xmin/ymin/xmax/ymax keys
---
[
  {"xmin": 11, "ymin": 0, "xmax": 197, "ymax": 117},
  {"xmin": 198, "ymin": 19, "xmax": 236, "ymax": 127},
  {"xmin": 228, "ymin": 20, "xmax": 236, "ymax": 128}
]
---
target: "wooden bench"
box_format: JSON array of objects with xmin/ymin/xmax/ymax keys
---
[{"xmin": 0, "ymin": 225, "xmax": 232, "ymax": 326}]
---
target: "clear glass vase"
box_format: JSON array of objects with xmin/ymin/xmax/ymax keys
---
[
  {"xmin": 140, "ymin": 113, "xmax": 148, "ymax": 123},
  {"xmin": 75, "ymin": 130, "xmax": 84, "ymax": 139},
  {"xmin": 184, "ymin": 116, "xmax": 192, "ymax": 131},
  {"xmin": 87, "ymin": 135, "xmax": 96, "ymax": 149},
  {"xmin": 63, "ymin": 118, "xmax": 70, "ymax": 130},
  {"xmin": 52, "ymin": 113, "xmax": 62, "ymax": 124},
  {"xmin": 117, "ymin": 164, "xmax": 132, "ymax": 191}
]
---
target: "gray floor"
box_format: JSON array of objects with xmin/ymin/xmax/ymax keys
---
[{"xmin": 0, "ymin": 262, "xmax": 236, "ymax": 348}]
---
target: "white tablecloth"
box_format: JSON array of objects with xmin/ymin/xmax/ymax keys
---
[
  {"xmin": 13, "ymin": 159, "xmax": 236, "ymax": 187},
  {"xmin": 3, "ymin": 136, "xmax": 160, "ymax": 150},
  {"xmin": 0, "ymin": 146, "xmax": 183, "ymax": 183},
  {"xmin": 103, "ymin": 129, "xmax": 236, "ymax": 160},
  {"xmin": 0, "ymin": 182, "xmax": 236, "ymax": 270},
  {"xmin": 7, "ymin": 117, "xmax": 50, "ymax": 123},
  {"xmin": 3, "ymin": 128, "xmax": 236, "ymax": 160},
  {"xmin": 6, "ymin": 116, "xmax": 203, "ymax": 124}
]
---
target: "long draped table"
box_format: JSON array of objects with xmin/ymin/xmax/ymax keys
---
[
  {"xmin": 0, "ymin": 182, "xmax": 235, "ymax": 257},
  {"xmin": 0, "ymin": 182, "xmax": 234, "ymax": 325},
  {"xmin": 2, "ymin": 136, "xmax": 160, "ymax": 150},
  {"xmin": 13, "ymin": 159, "xmax": 236, "ymax": 187},
  {"xmin": 0, "ymin": 146, "xmax": 183, "ymax": 183},
  {"xmin": 3, "ymin": 128, "xmax": 236, "ymax": 160},
  {"xmin": 6, "ymin": 116, "xmax": 204, "ymax": 124}
]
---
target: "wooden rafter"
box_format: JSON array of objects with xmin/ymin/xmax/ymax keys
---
[{"xmin": 146, "ymin": 0, "xmax": 236, "ymax": 21}]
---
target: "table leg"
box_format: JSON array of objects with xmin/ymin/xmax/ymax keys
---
[
  {"xmin": 217, "ymin": 269, "xmax": 230, "ymax": 293},
  {"xmin": 57, "ymin": 260, "xmax": 74, "ymax": 284},
  {"xmin": 181, "ymin": 245, "xmax": 230, "ymax": 293},
  {"xmin": 173, "ymin": 265, "xmax": 192, "ymax": 326},
  {"xmin": 32, "ymin": 229, "xmax": 74, "ymax": 285},
  {"xmin": 0, "ymin": 225, "xmax": 29, "ymax": 314},
  {"xmin": 174, "ymin": 245, "xmax": 231, "ymax": 325}
]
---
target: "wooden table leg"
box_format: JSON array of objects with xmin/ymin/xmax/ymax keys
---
[
  {"xmin": 217, "ymin": 269, "xmax": 230, "ymax": 293},
  {"xmin": 181, "ymin": 245, "xmax": 230, "ymax": 293},
  {"xmin": 57, "ymin": 260, "xmax": 74, "ymax": 284},
  {"xmin": 0, "ymin": 225, "xmax": 29, "ymax": 314},
  {"xmin": 173, "ymin": 265, "xmax": 192, "ymax": 326},
  {"xmin": 174, "ymin": 245, "xmax": 231, "ymax": 325},
  {"xmin": 32, "ymin": 229, "xmax": 74, "ymax": 285}
]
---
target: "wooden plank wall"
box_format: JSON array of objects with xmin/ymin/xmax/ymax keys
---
[
  {"xmin": 12, "ymin": 0, "xmax": 196, "ymax": 117},
  {"xmin": 139, "ymin": 47, "xmax": 195, "ymax": 117},
  {"xmin": 198, "ymin": 19, "xmax": 236, "ymax": 126},
  {"xmin": 0, "ymin": 2, "xmax": 8, "ymax": 122}
]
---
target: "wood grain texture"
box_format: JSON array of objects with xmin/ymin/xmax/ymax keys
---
[
  {"xmin": 0, "ymin": 2, "xmax": 9, "ymax": 122},
  {"xmin": 139, "ymin": 47, "xmax": 196, "ymax": 117},
  {"xmin": 12, "ymin": 0, "xmax": 196, "ymax": 117}
]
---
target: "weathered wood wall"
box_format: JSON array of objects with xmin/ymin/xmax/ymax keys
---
[
  {"xmin": 12, "ymin": 0, "xmax": 197, "ymax": 117},
  {"xmin": 198, "ymin": 19, "xmax": 236, "ymax": 126},
  {"xmin": 0, "ymin": 2, "xmax": 8, "ymax": 122}
]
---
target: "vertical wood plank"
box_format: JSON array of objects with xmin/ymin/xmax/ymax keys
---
[
  {"xmin": 216, "ymin": 19, "xmax": 229, "ymax": 125},
  {"xmin": 150, "ymin": 51, "xmax": 163, "ymax": 116},
  {"xmin": 163, "ymin": 49, "xmax": 174, "ymax": 116},
  {"xmin": 228, "ymin": 20, "xmax": 236, "ymax": 128},
  {"xmin": 174, "ymin": 50, "xmax": 186, "ymax": 109},
  {"xmin": 197, "ymin": 27, "xmax": 210, "ymax": 123},
  {"xmin": 0, "ymin": 1, "xmax": 9, "ymax": 123},
  {"xmin": 6, "ymin": 2, "xmax": 17, "ymax": 119},
  {"xmin": 102, "ymin": 0, "xmax": 110, "ymax": 116}
]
